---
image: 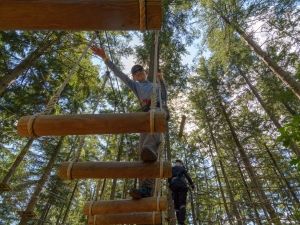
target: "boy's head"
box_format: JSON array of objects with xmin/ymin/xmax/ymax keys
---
[
  {"xmin": 131, "ymin": 64, "xmax": 147, "ymax": 81},
  {"xmin": 175, "ymin": 159, "xmax": 184, "ymax": 167}
]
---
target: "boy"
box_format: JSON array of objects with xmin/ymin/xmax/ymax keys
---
[
  {"xmin": 168, "ymin": 159, "xmax": 194, "ymax": 225},
  {"xmin": 91, "ymin": 46, "xmax": 168, "ymax": 198}
]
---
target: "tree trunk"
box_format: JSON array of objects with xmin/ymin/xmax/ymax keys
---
[
  {"xmin": 60, "ymin": 181, "xmax": 78, "ymax": 225},
  {"xmin": 215, "ymin": 93, "xmax": 282, "ymax": 225},
  {"xmin": 239, "ymin": 68, "xmax": 300, "ymax": 156},
  {"xmin": 204, "ymin": 115, "xmax": 241, "ymax": 225},
  {"xmin": 189, "ymin": 189, "xmax": 198, "ymax": 225},
  {"xmin": 258, "ymin": 138, "xmax": 300, "ymax": 205},
  {"xmin": 0, "ymin": 138, "xmax": 34, "ymax": 189},
  {"xmin": 37, "ymin": 198, "xmax": 52, "ymax": 225},
  {"xmin": 19, "ymin": 137, "xmax": 65, "ymax": 225},
  {"xmin": 0, "ymin": 32, "xmax": 63, "ymax": 95},
  {"xmin": 216, "ymin": 10, "xmax": 300, "ymax": 101}
]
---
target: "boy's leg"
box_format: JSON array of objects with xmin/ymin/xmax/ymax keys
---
[
  {"xmin": 140, "ymin": 132, "xmax": 161, "ymax": 162},
  {"xmin": 129, "ymin": 178, "xmax": 154, "ymax": 199},
  {"xmin": 177, "ymin": 190, "xmax": 188, "ymax": 225}
]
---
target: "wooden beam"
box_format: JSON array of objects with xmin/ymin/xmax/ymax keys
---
[
  {"xmin": 88, "ymin": 212, "xmax": 161, "ymax": 225},
  {"xmin": 0, "ymin": 0, "xmax": 162, "ymax": 30},
  {"xmin": 58, "ymin": 161, "xmax": 172, "ymax": 180},
  {"xmin": 17, "ymin": 112, "xmax": 166, "ymax": 137},
  {"xmin": 83, "ymin": 197, "xmax": 167, "ymax": 215}
]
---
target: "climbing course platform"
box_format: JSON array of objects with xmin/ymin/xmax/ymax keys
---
[{"xmin": 0, "ymin": 0, "xmax": 162, "ymax": 30}]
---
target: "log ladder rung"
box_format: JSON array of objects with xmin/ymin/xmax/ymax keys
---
[
  {"xmin": 58, "ymin": 161, "xmax": 171, "ymax": 180},
  {"xmin": 84, "ymin": 197, "xmax": 167, "ymax": 215},
  {"xmin": 88, "ymin": 212, "xmax": 161, "ymax": 225},
  {"xmin": 18, "ymin": 112, "xmax": 166, "ymax": 137},
  {"xmin": 0, "ymin": 0, "xmax": 162, "ymax": 30}
]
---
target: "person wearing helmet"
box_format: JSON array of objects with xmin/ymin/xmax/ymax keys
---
[
  {"xmin": 169, "ymin": 159, "xmax": 195, "ymax": 225},
  {"xmin": 91, "ymin": 46, "xmax": 168, "ymax": 199}
]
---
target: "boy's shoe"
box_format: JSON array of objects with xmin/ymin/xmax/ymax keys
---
[
  {"xmin": 141, "ymin": 147, "xmax": 157, "ymax": 162},
  {"xmin": 129, "ymin": 188, "xmax": 151, "ymax": 200}
]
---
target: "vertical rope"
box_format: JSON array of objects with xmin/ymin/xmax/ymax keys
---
[{"xmin": 27, "ymin": 36, "xmax": 96, "ymax": 137}]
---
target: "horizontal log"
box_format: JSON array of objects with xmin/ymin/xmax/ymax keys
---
[
  {"xmin": 17, "ymin": 112, "xmax": 166, "ymax": 137},
  {"xmin": 0, "ymin": 0, "xmax": 162, "ymax": 30},
  {"xmin": 84, "ymin": 197, "xmax": 167, "ymax": 215},
  {"xmin": 58, "ymin": 161, "xmax": 171, "ymax": 180},
  {"xmin": 88, "ymin": 212, "xmax": 161, "ymax": 225}
]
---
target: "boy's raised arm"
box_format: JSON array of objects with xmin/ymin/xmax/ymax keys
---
[{"xmin": 91, "ymin": 46, "xmax": 137, "ymax": 94}]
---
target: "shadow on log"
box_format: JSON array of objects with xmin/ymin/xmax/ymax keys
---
[
  {"xmin": 84, "ymin": 197, "xmax": 167, "ymax": 215},
  {"xmin": 88, "ymin": 212, "xmax": 161, "ymax": 225},
  {"xmin": 58, "ymin": 161, "xmax": 172, "ymax": 180}
]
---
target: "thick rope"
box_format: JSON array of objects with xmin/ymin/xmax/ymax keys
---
[
  {"xmin": 27, "ymin": 114, "xmax": 38, "ymax": 137},
  {"xmin": 149, "ymin": 31, "xmax": 159, "ymax": 135},
  {"xmin": 139, "ymin": 0, "xmax": 146, "ymax": 30},
  {"xmin": 89, "ymin": 201, "xmax": 94, "ymax": 216},
  {"xmin": 27, "ymin": 37, "xmax": 95, "ymax": 137},
  {"xmin": 67, "ymin": 161, "xmax": 74, "ymax": 180},
  {"xmin": 152, "ymin": 211, "xmax": 156, "ymax": 225}
]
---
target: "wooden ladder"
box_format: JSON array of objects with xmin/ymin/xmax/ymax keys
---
[{"xmin": 18, "ymin": 111, "xmax": 169, "ymax": 224}]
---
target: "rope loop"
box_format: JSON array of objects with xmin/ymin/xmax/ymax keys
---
[
  {"xmin": 152, "ymin": 211, "xmax": 156, "ymax": 225},
  {"xmin": 150, "ymin": 109, "xmax": 155, "ymax": 134},
  {"xmin": 27, "ymin": 114, "xmax": 39, "ymax": 138},
  {"xmin": 89, "ymin": 201, "xmax": 94, "ymax": 216},
  {"xmin": 156, "ymin": 195, "xmax": 160, "ymax": 211},
  {"xmin": 159, "ymin": 160, "xmax": 164, "ymax": 178},
  {"xmin": 67, "ymin": 161, "xmax": 74, "ymax": 180}
]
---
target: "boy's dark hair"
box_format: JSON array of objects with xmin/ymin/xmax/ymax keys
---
[
  {"xmin": 131, "ymin": 64, "xmax": 144, "ymax": 74},
  {"xmin": 175, "ymin": 159, "xmax": 183, "ymax": 164}
]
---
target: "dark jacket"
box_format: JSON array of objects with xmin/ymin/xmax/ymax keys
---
[{"xmin": 168, "ymin": 166, "xmax": 194, "ymax": 190}]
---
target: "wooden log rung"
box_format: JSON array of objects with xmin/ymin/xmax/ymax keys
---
[
  {"xmin": 84, "ymin": 197, "xmax": 167, "ymax": 215},
  {"xmin": 0, "ymin": 0, "xmax": 162, "ymax": 30},
  {"xmin": 88, "ymin": 212, "xmax": 161, "ymax": 225},
  {"xmin": 17, "ymin": 112, "xmax": 166, "ymax": 137},
  {"xmin": 58, "ymin": 161, "xmax": 172, "ymax": 180}
]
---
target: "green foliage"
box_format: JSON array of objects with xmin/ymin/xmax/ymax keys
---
[{"xmin": 278, "ymin": 115, "xmax": 300, "ymax": 147}]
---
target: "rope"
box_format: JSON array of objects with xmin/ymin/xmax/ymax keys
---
[
  {"xmin": 27, "ymin": 114, "xmax": 39, "ymax": 137},
  {"xmin": 156, "ymin": 195, "xmax": 160, "ymax": 211},
  {"xmin": 26, "ymin": 36, "xmax": 95, "ymax": 137},
  {"xmin": 149, "ymin": 31, "xmax": 160, "ymax": 136},
  {"xmin": 43, "ymin": 38, "xmax": 94, "ymax": 115},
  {"xmin": 67, "ymin": 161, "xmax": 74, "ymax": 180},
  {"xmin": 89, "ymin": 201, "xmax": 94, "ymax": 216},
  {"xmin": 139, "ymin": 0, "xmax": 146, "ymax": 30},
  {"xmin": 150, "ymin": 109, "xmax": 155, "ymax": 134},
  {"xmin": 152, "ymin": 211, "xmax": 156, "ymax": 225}
]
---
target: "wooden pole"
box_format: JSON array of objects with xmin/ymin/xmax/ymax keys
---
[
  {"xmin": 18, "ymin": 112, "xmax": 166, "ymax": 137},
  {"xmin": 88, "ymin": 212, "xmax": 161, "ymax": 225},
  {"xmin": 58, "ymin": 161, "xmax": 171, "ymax": 180},
  {"xmin": 84, "ymin": 197, "xmax": 167, "ymax": 215},
  {"xmin": 0, "ymin": 0, "xmax": 162, "ymax": 30}
]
